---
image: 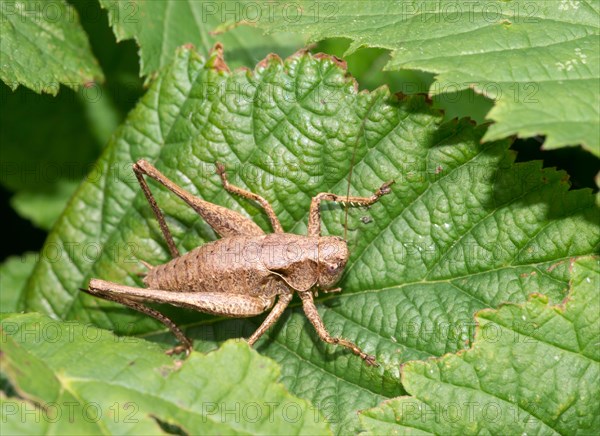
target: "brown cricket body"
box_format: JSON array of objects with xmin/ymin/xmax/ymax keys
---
[
  {"xmin": 84, "ymin": 159, "xmax": 393, "ymax": 366},
  {"xmin": 144, "ymin": 234, "xmax": 348, "ymax": 295}
]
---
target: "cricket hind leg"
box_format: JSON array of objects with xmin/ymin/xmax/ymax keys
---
[
  {"xmin": 88, "ymin": 279, "xmax": 274, "ymax": 316},
  {"xmin": 215, "ymin": 162, "xmax": 284, "ymax": 233},
  {"xmin": 82, "ymin": 283, "xmax": 193, "ymax": 356},
  {"xmin": 133, "ymin": 160, "xmax": 264, "ymax": 246},
  {"xmin": 85, "ymin": 278, "xmax": 280, "ymax": 353},
  {"xmin": 133, "ymin": 161, "xmax": 180, "ymax": 259}
]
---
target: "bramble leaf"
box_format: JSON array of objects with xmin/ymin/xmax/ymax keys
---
[
  {"xmin": 1, "ymin": 313, "xmax": 330, "ymax": 434},
  {"xmin": 20, "ymin": 47, "xmax": 599, "ymax": 433},
  {"xmin": 0, "ymin": 0, "xmax": 103, "ymax": 94},
  {"xmin": 241, "ymin": 0, "xmax": 600, "ymax": 155},
  {"xmin": 359, "ymin": 256, "xmax": 600, "ymax": 434}
]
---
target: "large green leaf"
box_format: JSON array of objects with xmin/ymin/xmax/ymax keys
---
[
  {"xmin": 360, "ymin": 256, "xmax": 600, "ymax": 434},
  {"xmin": 21, "ymin": 47, "xmax": 599, "ymax": 433},
  {"xmin": 0, "ymin": 0, "xmax": 104, "ymax": 94},
  {"xmin": 99, "ymin": 0, "xmax": 303, "ymax": 75},
  {"xmin": 239, "ymin": 0, "xmax": 600, "ymax": 155},
  {"xmin": 1, "ymin": 313, "xmax": 330, "ymax": 434}
]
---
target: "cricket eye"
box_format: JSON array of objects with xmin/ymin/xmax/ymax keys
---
[{"xmin": 328, "ymin": 264, "xmax": 340, "ymax": 274}]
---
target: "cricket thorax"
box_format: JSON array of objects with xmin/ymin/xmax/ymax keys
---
[{"xmin": 317, "ymin": 236, "xmax": 349, "ymax": 289}]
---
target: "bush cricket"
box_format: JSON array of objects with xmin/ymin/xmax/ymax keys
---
[{"xmin": 83, "ymin": 159, "xmax": 393, "ymax": 366}]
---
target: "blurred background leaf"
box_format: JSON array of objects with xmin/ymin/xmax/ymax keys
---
[
  {"xmin": 0, "ymin": 253, "xmax": 37, "ymax": 312},
  {"xmin": 98, "ymin": 0, "xmax": 304, "ymax": 75}
]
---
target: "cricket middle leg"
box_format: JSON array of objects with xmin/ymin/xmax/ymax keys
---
[
  {"xmin": 247, "ymin": 293, "xmax": 293, "ymax": 346},
  {"xmin": 133, "ymin": 160, "xmax": 264, "ymax": 248},
  {"xmin": 215, "ymin": 162, "xmax": 284, "ymax": 233}
]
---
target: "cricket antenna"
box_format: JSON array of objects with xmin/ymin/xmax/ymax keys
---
[{"xmin": 344, "ymin": 117, "xmax": 368, "ymax": 241}]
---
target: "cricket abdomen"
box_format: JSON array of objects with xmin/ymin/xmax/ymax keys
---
[{"xmin": 143, "ymin": 235, "xmax": 283, "ymax": 296}]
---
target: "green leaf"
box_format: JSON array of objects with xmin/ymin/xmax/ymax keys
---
[
  {"xmin": 98, "ymin": 0, "xmax": 304, "ymax": 76},
  {"xmin": 243, "ymin": 0, "xmax": 600, "ymax": 155},
  {"xmin": 1, "ymin": 313, "xmax": 330, "ymax": 434},
  {"xmin": 21, "ymin": 47, "xmax": 599, "ymax": 433},
  {"xmin": 0, "ymin": 253, "xmax": 37, "ymax": 312},
  {"xmin": 312, "ymin": 38, "xmax": 495, "ymax": 126},
  {"xmin": 359, "ymin": 256, "xmax": 600, "ymax": 434},
  {"xmin": 0, "ymin": 0, "xmax": 104, "ymax": 94}
]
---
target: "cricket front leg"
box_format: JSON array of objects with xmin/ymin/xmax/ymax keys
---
[
  {"xmin": 298, "ymin": 291, "xmax": 378, "ymax": 366},
  {"xmin": 307, "ymin": 180, "xmax": 394, "ymax": 237}
]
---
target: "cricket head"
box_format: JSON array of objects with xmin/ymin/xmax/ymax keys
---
[{"xmin": 317, "ymin": 236, "xmax": 349, "ymax": 289}]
